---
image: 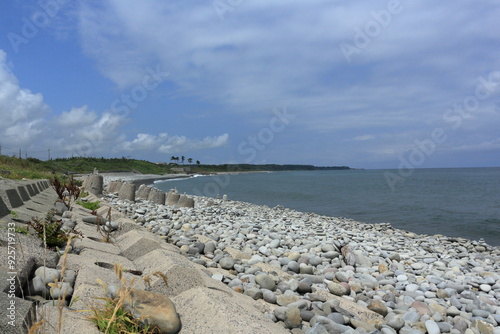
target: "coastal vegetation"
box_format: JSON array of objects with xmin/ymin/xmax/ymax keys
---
[{"xmin": 0, "ymin": 154, "xmax": 352, "ymax": 180}]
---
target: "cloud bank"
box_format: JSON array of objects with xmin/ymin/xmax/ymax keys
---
[{"xmin": 0, "ymin": 50, "xmax": 229, "ymax": 160}]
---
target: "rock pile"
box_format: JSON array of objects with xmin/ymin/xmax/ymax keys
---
[{"xmin": 99, "ymin": 191, "xmax": 500, "ymax": 334}]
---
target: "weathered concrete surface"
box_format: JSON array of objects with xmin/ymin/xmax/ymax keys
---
[{"xmin": 1, "ymin": 178, "xmax": 293, "ymax": 334}]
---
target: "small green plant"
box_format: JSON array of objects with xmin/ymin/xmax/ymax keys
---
[
  {"xmin": 10, "ymin": 210, "xmax": 18, "ymax": 217},
  {"xmin": 76, "ymin": 200, "xmax": 100, "ymax": 211},
  {"xmin": 87, "ymin": 264, "xmax": 162, "ymax": 334},
  {"xmin": 27, "ymin": 210, "xmax": 83, "ymax": 248},
  {"xmin": 14, "ymin": 226, "xmax": 29, "ymax": 235}
]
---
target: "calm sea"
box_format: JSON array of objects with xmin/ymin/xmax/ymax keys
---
[{"xmin": 154, "ymin": 168, "xmax": 500, "ymax": 246}]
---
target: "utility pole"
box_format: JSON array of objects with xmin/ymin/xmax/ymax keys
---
[
  {"xmin": 19, "ymin": 149, "xmax": 21, "ymax": 159},
  {"xmin": 48, "ymin": 149, "xmax": 51, "ymax": 160}
]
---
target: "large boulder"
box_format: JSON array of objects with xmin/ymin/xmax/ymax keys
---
[{"xmin": 120, "ymin": 288, "xmax": 181, "ymax": 334}]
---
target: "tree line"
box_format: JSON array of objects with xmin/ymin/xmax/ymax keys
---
[{"xmin": 170, "ymin": 156, "xmax": 200, "ymax": 165}]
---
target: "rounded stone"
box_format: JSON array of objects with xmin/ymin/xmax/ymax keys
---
[
  {"xmin": 120, "ymin": 288, "xmax": 181, "ymax": 334},
  {"xmin": 327, "ymin": 282, "xmax": 348, "ymax": 296},
  {"xmin": 284, "ymin": 307, "xmax": 302, "ymax": 329},
  {"xmin": 396, "ymin": 274, "xmax": 408, "ymax": 282},
  {"xmin": 35, "ymin": 266, "xmax": 60, "ymax": 284},
  {"xmin": 335, "ymin": 271, "xmax": 350, "ymax": 283},
  {"xmin": 204, "ymin": 241, "xmax": 216, "ymax": 254},
  {"xmin": 479, "ymin": 284, "xmax": 492, "ymax": 292},
  {"xmin": 255, "ymin": 273, "xmax": 276, "ymax": 291},
  {"xmin": 262, "ymin": 290, "xmax": 277, "ymax": 304},
  {"xmin": 425, "ymin": 320, "xmax": 440, "ymax": 334},
  {"xmin": 219, "ymin": 257, "xmax": 235, "ymax": 270},
  {"xmin": 244, "ymin": 287, "xmax": 263, "ymax": 300},
  {"xmin": 287, "ymin": 261, "xmax": 300, "ymax": 273},
  {"xmin": 299, "ymin": 263, "xmax": 314, "ymax": 275},
  {"xmin": 50, "ymin": 282, "xmax": 73, "ymax": 299},
  {"xmin": 297, "ymin": 281, "xmax": 312, "ymax": 294},
  {"xmin": 367, "ymin": 300, "xmax": 389, "ymax": 316},
  {"xmin": 277, "ymin": 294, "xmax": 300, "ymax": 306}
]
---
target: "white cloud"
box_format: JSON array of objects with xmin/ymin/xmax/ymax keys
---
[
  {"xmin": 58, "ymin": 106, "xmax": 97, "ymax": 126},
  {"xmin": 0, "ymin": 49, "xmax": 229, "ymax": 159},
  {"xmin": 0, "ymin": 50, "xmax": 49, "ymax": 133},
  {"xmin": 158, "ymin": 133, "xmax": 229, "ymax": 154}
]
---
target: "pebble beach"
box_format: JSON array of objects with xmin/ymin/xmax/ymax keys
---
[{"xmin": 99, "ymin": 181, "xmax": 500, "ymax": 334}]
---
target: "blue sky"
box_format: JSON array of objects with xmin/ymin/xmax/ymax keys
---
[{"xmin": 0, "ymin": 0, "xmax": 499, "ymax": 169}]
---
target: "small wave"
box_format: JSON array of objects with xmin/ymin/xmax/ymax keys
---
[{"xmin": 154, "ymin": 176, "xmax": 194, "ymax": 183}]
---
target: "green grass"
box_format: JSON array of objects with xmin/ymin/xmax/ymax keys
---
[
  {"xmin": 0, "ymin": 155, "xmax": 55, "ymax": 180},
  {"xmin": 76, "ymin": 200, "xmax": 100, "ymax": 211},
  {"xmin": 0, "ymin": 155, "xmax": 352, "ymax": 180}
]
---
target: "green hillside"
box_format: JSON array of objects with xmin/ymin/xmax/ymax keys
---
[{"xmin": 0, "ymin": 155, "xmax": 352, "ymax": 180}]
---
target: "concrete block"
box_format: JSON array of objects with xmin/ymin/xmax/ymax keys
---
[
  {"xmin": 25, "ymin": 184, "xmax": 36, "ymax": 197},
  {"xmin": 107, "ymin": 181, "xmax": 123, "ymax": 193},
  {"xmin": 69, "ymin": 283, "xmax": 104, "ymax": 311},
  {"xmin": 117, "ymin": 229, "xmax": 162, "ymax": 261},
  {"xmin": 85, "ymin": 175, "xmax": 104, "ymax": 196},
  {"xmin": 6, "ymin": 189, "xmax": 23, "ymax": 208},
  {"xmin": 0, "ymin": 196, "xmax": 9, "ymax": 217},
  {"xmin": 73, "ymin": 259, "xmax": 145, "ymax": 292},
  {"xmin": 172, "ymin": 287, "xmax": 290, "ymax": 334},
  {"xmin": 134, "ymin": 249, "xmax": 205, "ymax": 297},
  {"xmin": 36, "ymin": 304, "xmax": 101, "ymax": 334},
  {"xmin": 72, "ymin": 237, "xmax": 122, "ymax": 256},
  {"xmin": 165, "ymin": 192, "xmax": 180, "ymax": 206},
  {"xmin": 17, "ymin": 186, "xmax": 30, "ymax": 202},
  {"xmin": 136, "ymin": 184, "xmax": 152, "ymax": 199},
  {"xmin": 147, "ymin": 188, "xmax": 165, "ymax": 204},
  {"xmin": 175, "ymin": 195, "xmax": 194, "ymax": 208},
  {"xmin": 0, "ymin": 292, "xmax": 36, "ymax": 334},
  {"xmin": 31, "ymin": 183, "xmax": 40, "ymax": 194},
  {"xmin": 118, "ymin": 183, "xmax": 135, "ymax": 202}
]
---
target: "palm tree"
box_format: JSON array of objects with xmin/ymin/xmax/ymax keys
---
[
  {"xmin": 181, "ymin": 156, "xmax": 185, "ymax": 165},
  {"xmin": 170, "ymin": 156, "xmax": 176, "ymax": 163},
  {"xmin": 196, "ymin": 160, "xmax": 201, "ymax": 166},
  {"xmin": 188, "ymin": 158, "xmax": 193, "ymax": 164}
]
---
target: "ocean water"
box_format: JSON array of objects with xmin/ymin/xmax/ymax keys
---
[{"xmin": 154, "ymin": 168, "xmax": 500, "ymax": 246}]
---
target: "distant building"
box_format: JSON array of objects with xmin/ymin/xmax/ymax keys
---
[{"xmin": 171, "ymin": 167, "xmax": 191, "ymax": 173}]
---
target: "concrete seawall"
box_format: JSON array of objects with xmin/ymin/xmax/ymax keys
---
[{"xmin": 0, "ymin": 179, "xmax": 53, "ymax": 220}]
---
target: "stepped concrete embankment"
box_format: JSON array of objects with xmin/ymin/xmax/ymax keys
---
[{"xmin": 0, "ymin": 176, "xmax": 290, "ymax": 334}]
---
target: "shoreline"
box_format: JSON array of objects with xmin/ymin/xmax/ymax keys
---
[
  {"xmin": 96, "ymin": 171, "xmax": 500, "ymax": 248},
  {"xmin": 93, "ymin": 170, "xmax": 270, "ymax": 187},
  {"xmin": 99, "ymin": 183, "xmax": 500, "ymax": 332}
]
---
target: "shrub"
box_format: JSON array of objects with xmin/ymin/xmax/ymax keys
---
[
  {"xmin": 27, "ymin": 211, "xmax": 83, "ymax": 248},
  {"xmin": 76, "ymin": 200, "xmax": 100, "ymax": 211}
]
